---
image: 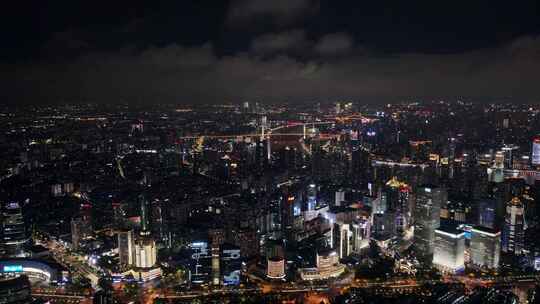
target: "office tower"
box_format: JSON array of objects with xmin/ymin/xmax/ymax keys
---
[
  {"xmin": 124, "ymin": 193, "xmax": 161, "ymax": 281},
  {"xmin": 211, "ymin": 243, "xmax": 220, "ymax": 286},
  {"xmin": 433, "ymin": 226, "xmax": 465, "ymax": 273},
  {"xmin": 190, "ymin": 241, "xmax": 212, "ymax": 285},
  {"xmin": 384, "ymin": 177, "xmax": 411, "ymax": 233},
  {"xmin": 1, "ymin": 202, "xmax": 28, "ymax": 257},
  {"xmin": 304, "ymin": 183, "xmax": 318, "ymax": 221},
  {"xmin": 335, "ymin": 189, "xmax": 346, "ymax": 207},
  {"xmin": 135, "ymin": 194, "xmax": 156, "ymax": 268},
  {"xmin": 470, "ymin": 226, "xmax": 500, "ymax": 270},
  {"xmin": 306, "ymin": 183, "xmax": 317, "ymax": 211},
  {"xmin": 280, "ymin": 186, "xmax": 296, "ymax": 235},
  {"xmin": 522, "ymin": 186, "xmax": 538, "ymax": 229},
  {"xmin": 332, "ymin": 222, "xmax": 351, "ymax": 259},
  {"xmin": 502, "ymin": 197, "xmax": 525, "ymax": 255},
  {"xmin": 134, "ymin": 238, "xmax": 157, "ymax": 269},
  {"xmin": 351, "ymin": 147, "xmax": 370, "ymax": 184},
  {"xmin": 209, "ymin": 228, "xmax": 225, "ymax": 285},
  {"xmin": 372, "ymin": 212, "xmax": 395, "ymax": 240},
  {"xmin": 502, "ymin": 145, "xmax": 518, "ymax": 169},
  {"xmin": 118, "ymin": 229, "xmax": 135, "ymax": 267},
  {"xmin": 71, "ymin": 217, "xmax": 86, "ymax": 251},
  {"xmin": 477, "ymin": 198, "xmax": 496, "ymax": 229},
  {"xmin": 532, "ymin": 136, "xmax": 540, "ymax": 167},
  {"xmin": 231, "ymin": 228, "xmax": 259, "ymax": 258},
  {"xmin": 413, "ymin": 185, "xmax": 445, "ymax": 264},
  {"xmin": 139, "ymin": 194, "xmax": 151, "ymax": 236},
  {"xmin": 221, "ymin": 243, "xmax": 241, "ymax": 286},
  {"xmin": 351, "ymin": 218, "xmax": 370, "ymax": 253}
]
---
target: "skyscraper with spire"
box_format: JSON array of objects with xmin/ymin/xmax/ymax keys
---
[{"xmin": 121, "ymin": 192, "xmax": 161, "ymax": 281}]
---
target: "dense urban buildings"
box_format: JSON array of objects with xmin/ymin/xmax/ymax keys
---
[{"xmin": 1, "ymin": 100, "xmax": 540, "ymax": 303}]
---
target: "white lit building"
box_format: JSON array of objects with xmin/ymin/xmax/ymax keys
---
[
  {"xmin": 332, "ymin": 222, "xmax": 351, "ymax": 259},
  {"xmin": 299, "ymin": 250, "xmax": 345, "ymax": 281},
  {"xmin": 134, "ymin": 238, "xmax": 157, "ymax": 269},
  {"xmin": 433, "ymin": 227, "xmax": 465, "ymax": 273},
  {"xmin": 470, "ymin": 226, "xmax": 500, "ymax": 270},
  {"xmin": 414, "ymin": 185, "xmax": 445, "ymax": 264}
]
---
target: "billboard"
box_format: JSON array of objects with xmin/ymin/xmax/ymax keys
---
[{"xmin": 3, "ymin": 265, "xmax": 23, "ymax": 272}]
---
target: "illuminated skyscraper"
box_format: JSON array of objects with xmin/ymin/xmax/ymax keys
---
[
  {"xmin": 1, "ymin": 202, "xmax": 28, "ymax": 257},
  {"xmin": 470, "ymin": 226, "xmax": 500, "ymax": 270},
  {"xmin": 502, "ymin": 145, "xmax": 518, "ymax": 169},
  {"xmin": 532, "ymin": 136, "xmax": 540, "ymax": 167},
  {"xmin": 502, "ymin": 197, "xmax": 525, "ymax": 255},
  {"xmin": 134, "ymin": 238, "xmax": 157, "ymax": 268},
  {"xmin": 332, "ymin": 222, "xmax": 351, "ymax": 259},
  {"xmin": 139, "ymin": 194, "xmax": 151, "ymax": 236},
  {"xmin": 433, "ymin": 226, "xmax": 465, "ymax": 273},
  {"xmin": 306, "ymin": 183, "xmax": 317, "ymax": 210},
  {"xmin": 477, "ymin": 198, "xmax": 496, "ymax": 229},
  {"xmin": 124, "ymin": 193, "xmax": 161, "ymax": 281},
  {"xmin": 384, "ymin": 177, "xmax": 411, "ymax": 234},
  {"xmin": 413, "ymin": 185, "xmax": 445, "ymax": 264},
  {"xmin": 221, "ymin": 243, "xmax": 241, "ymax": 286},
  {"xmin": 118, "ymin": 229, "xmax": 135, "ymax": 267},
  {"xmin": 351, "ymin": 218, "xmax": 370, "ymax": 253}
]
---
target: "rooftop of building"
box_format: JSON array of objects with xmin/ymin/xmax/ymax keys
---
[{"xmin": 437, "ymin": 220, "xmax": 465, "ymax": 236}]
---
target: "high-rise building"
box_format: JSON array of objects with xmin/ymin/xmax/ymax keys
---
[
  {"xmin": 118, "ymin": 229, "xmax": 135, "ymax": 267},
  {"xmin": 351, "ymin": 218, "xmax": 370, "ymax": 253},
  {"xmin": 124, "ymin": 193, "xmax": 161, "ymax": 281},
  {"xmin": 71, "ymin": 216, "xmax": 92, "ymax": 251},
  {"xmin": 267, "ymin": 257, "xmax": 285, "ymax": 279},
  {"xmin": 477, "ymin": 198, "xmax": 496, "ymax": 229},
  {"xmin": 1, "ymin": 202, "xmax": 28, "ymax": 257},
  {"xmin": 139, "ymin": 194, "xmax": 151, "ymax": 236},
  {"xmin": 332, "ymin": 222, "xmax": 351, "ymax": 259},
  {"xmin": 433, "ymin": 226, "xmax": 465, "ymax": 273},
  {"xmin": 532, "ymin": 136, "xmax": 540, "ymax": 167},
  {"xmin": 470, "ymin": 226, "xmax": 500, "ymax": 270},
  {"xmin": 383, "ymin": 177, "xmax": 411, "ymax": 234},
  {"xmin": 335, "ymin": 189, "xmax": 346, "ymax": 207},
  {"xmin": 221, "ymin": 243, "xmax": 241, "ymax": 286},
  {"xmin": 189, "ymin": 241, "xmax": 212, "ymax": 285},
  {"xmin": 502, "ymin": 145, "xmax": 518, "ymax": 169},
  {"xmin": 413, "ymin": 185, "xmax": 445, "ymax": 264},
  {"xmin": 134, "ymin": 238, "xmax": 157, "ymax": 269},
  {"xmin": 502, "ymin": 197, "xmax": 525, "ymax": 255}
]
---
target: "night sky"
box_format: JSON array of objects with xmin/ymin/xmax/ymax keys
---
[{"xmin": 2, "ymin": 1, "xmax": 540, "ymax": 104}]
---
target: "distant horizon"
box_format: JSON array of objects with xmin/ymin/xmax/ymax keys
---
[{"xmin": 2, "ymin": 2, "xmax": 540, "ymax": 105}]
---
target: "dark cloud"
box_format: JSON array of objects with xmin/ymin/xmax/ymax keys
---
[
  {"xmin": 226, "ymin": 0, "xmax": 319, "ymax": 28},
  {"xmin": 250, "ymin": 30, "xmax": 309, "ymax": 54},
  {"xmin": 3, "ymin": 34, "xmax": 540, "ymax": 104},
  {"xmin": 314, "ymin": 33, "xmax": 354, "ymax": 56}
]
